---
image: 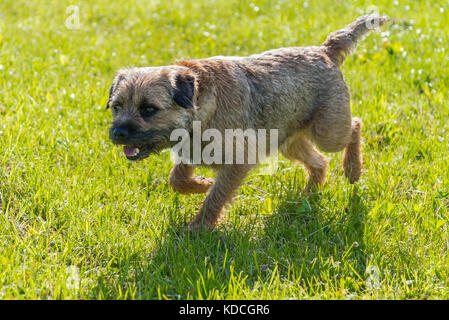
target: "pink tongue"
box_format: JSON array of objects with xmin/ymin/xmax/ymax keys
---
[{"xmin": 123, "ymin": 146, "xmax": 137, "ymax": 157}]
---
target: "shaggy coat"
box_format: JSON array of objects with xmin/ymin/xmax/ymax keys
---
[{"xmin": 107, "ymin": 14, "xmax": 387, "ymax": 231}]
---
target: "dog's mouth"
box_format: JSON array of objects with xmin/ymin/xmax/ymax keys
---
[{"xmin": 122, "ymin": 144, "xmax": 154, "ymax": 161}]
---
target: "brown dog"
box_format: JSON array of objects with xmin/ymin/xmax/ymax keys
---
[{"xmin": 106, "ymin": 14, "xmax": 387, "ymax": 232}]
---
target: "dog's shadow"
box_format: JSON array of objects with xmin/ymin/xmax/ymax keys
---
[{"xmin": 95, "ymin": 187, "xmax": 368, "ymax": 298}]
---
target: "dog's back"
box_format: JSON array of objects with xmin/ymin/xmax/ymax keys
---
[{"xmin": 177, "ymin": 14, "xmax": 387, "ymax": 145}]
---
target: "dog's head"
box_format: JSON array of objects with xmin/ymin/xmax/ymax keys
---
[{"xmin": 106, "ymin": 66, "xmax": 198, "ymax": 160}]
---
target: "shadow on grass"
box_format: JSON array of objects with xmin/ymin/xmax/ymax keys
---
[{"xmin": 95, "ymin": 187, "xmax": 369, "ymax": 299}]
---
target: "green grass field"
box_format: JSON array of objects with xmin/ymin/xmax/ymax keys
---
[{"xmin": 1, "ymin": 0, "xmax": 448, "ymax": 299}]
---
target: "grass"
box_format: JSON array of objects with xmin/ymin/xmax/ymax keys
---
[{"xmin": 0, "ymin": 0, "xmax": 448, "ymax": 300}]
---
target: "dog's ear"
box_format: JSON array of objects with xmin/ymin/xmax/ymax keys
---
[
  {"xmin": 105, "ymin": 73, "xmax": 126, "ymax": 110},
  {"xmin": 105, "ymin": 83, "xmax": 114, "ymax": 110},
  {"xmin": 171, "ymin": 72, "xmax": 197, "ymax": 109}
]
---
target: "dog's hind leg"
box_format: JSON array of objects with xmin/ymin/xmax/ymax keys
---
[
  {"xmin": 307, "ymin": 108, "xmax": 363, "ymax": 184},
  {"xmin": 169, "ymin": 163, "xmax": 214, "ymax": 194},
  {"xmin": 281, "ymin": 134, "xmax": 329, "ymax": 191},
  {"xmin": 342, "ymin": 117, "xmax": 363, "ymax": 184},
  {"xmin": 305, "ymin": 84, "xmax": 363, "ymax": 184}
]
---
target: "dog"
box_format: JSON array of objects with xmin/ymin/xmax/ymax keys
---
[{"xmin": 106, "ymin": 14, "xmax": 387, "ymax": 232}]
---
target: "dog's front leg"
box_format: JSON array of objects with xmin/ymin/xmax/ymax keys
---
[
  {"xmin": 169, "ymin": 162, "xmax": 214, "ymax": 194},
  {"xmin": 187, "ymin": 164, "xmax": 252, "ymax": 232}
]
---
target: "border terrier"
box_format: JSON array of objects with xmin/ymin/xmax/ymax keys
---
[{"xmin": 106, "ymin": 15, "xmax": 387, "ymax": 232}]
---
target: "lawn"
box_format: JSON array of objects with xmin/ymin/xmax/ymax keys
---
[{"xmin": 0, "ymin": 0, "xmax": 448, "ymax": 299}]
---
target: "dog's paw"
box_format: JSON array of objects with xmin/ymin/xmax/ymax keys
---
[
  {"xmin": 186, "ymin": 220, "xmax": 212, "ymax": 234},
  {"xmin": 199, "ymin": 176, "xmax": 214, "ymax": 186},
  {"xmin": 194, "ymin": 177, "xmax": 214, "ymax": 193},
  {"xmin": 172, "ymin": 177, "xmax": 214, "ymax": 194}
]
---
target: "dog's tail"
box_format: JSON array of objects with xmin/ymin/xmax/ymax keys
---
[{"xmin": 322, "ymin": 14, "xmax": 388, "ymax": 65}]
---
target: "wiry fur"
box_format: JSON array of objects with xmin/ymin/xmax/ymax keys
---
[{"xmin": 106, "ymin": 15, "xmax": 387, "ymax": 231}]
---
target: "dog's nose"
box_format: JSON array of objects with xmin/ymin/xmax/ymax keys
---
[{"xmin": 112, "ymin": 127, "xmax": 129, "ymax": 139}]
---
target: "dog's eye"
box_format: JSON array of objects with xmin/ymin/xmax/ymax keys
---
[
  {"xmin": 112, "ymin": 104, "xmax": 123, "ymax": 113},
  {"xmin": 140, "ymin": 105, "xmax": 158, "ymax": 118}
]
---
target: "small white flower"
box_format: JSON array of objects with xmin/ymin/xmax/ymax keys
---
[{"xmin": 66, "ymin": 266, "xmax": 80, "ymax": 290}]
